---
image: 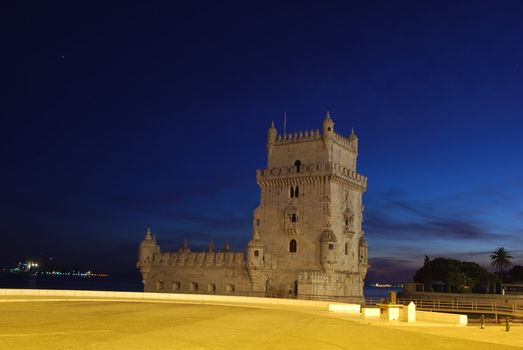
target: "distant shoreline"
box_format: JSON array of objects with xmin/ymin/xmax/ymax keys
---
[{"xmin": 0, "ymin": 272, "xmax": 143, "ymax": 292}]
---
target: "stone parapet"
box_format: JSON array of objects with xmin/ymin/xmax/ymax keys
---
[
  {"xmin": 275, "ymin": 130, "xmax": 356, "ymax": 150},
  {"xmin": 256, "ymin": 162, "xmax": 367, "ymax": 189},
  {"xmin": 153, "ymin": 251, "xmax": 245, "ymax": 267},
  {"xmin": 275, "ymin": 129, "xmax": 322, "ymax": 144}
]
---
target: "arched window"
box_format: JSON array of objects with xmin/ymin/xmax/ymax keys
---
[
  {"xmin": 294, "ymin": 160, "xmax": 301, "ymax": 173},
  {"xmin": 254, "ymin": 250, "xmax": 259, "ymax": 257},
  {"xmin": 294, "ymin": 186, "xmax": 299, "ymax": 197},
  {"xmin": 289, "ymin": 239, "xmax": 297, "ymax": 253},
  {"xmin": 345, "ymin": 242, "xmax": 349, "ymax": 255},
  {"xmin": 290, "ymin": 186, "xmax": 294, "ymax": 198},
  {"xmin": 291, "ymin": 213, "xmax": 297, "ymax": 222}
]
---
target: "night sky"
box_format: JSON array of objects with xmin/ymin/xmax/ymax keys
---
[{"xmin": 2, "ymin": 1, "xmax": 523, "ymax": 283}]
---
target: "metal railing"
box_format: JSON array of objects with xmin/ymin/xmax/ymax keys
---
[{"xmin": 389, "ymin": 297, "xmax": 523, "ymax": 322}]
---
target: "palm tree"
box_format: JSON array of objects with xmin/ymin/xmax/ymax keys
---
[{"xmin": 490, "ymin": 247, "xmax": 513, "ymax": 287}]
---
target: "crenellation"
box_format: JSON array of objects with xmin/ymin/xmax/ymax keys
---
[
  {"xmin": 274, "ymin": 128, "xmax": 322, "ymax": 145},
  {"xmin": 155, "ymin": 250, "xmax": 247, "ymax": 268}
]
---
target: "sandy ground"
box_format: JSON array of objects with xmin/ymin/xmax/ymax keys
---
[{"xmin": 0, "ymin": 298, "xmax": 522, "ymax": 349}]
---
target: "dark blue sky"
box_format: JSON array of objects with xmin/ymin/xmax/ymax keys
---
[{"xmin": 1, "ymin": 1, "xmax": 523, "ymax": 282}]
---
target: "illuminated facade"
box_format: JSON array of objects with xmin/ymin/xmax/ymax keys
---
[{"xmin": 137, "ymin": 113, "xmax": 368, "ymax": 300}]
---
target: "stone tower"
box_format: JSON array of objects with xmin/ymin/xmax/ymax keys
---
[
  {"xmin": 137, "ymin": 113, "xmax": 368, "ymax": 301},
  {"xmin": 136, "ymin": 227, "xmax": 160, "ymax": 285},
  {"xmin": 253, "ymin": 112, "xmax": 368, "ymax": 299}
]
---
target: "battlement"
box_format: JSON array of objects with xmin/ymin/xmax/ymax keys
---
[
  {"xmin": 299, "ymin": 271, "xmax": 329, "ymax": 283},
  {"xmin": 299, "ymin": 271, "xmax": 357, "ymax": 283},
  {"xmin": 275, "ymin": 129, "xmax": 322, "ymax": 143},
  {"xmin": 274, "ymin": 129, "xmax": 356, "ymax": 150},
  {"xmin": 332, "ymin": 131, "xmax": 356, "ymax": 149},
  {"xmin": 256, "ymin": 162, "xmax": 367, "ymax": 189},
  {"xmin": 153, "ymin": 251, "xmax": 245, "ymax": 267}
]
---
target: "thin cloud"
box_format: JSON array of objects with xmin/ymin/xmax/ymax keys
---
[
  {"xmin": 365, "ymin": 214, "xmax": 496, "ymax": 240},
  {"xmin": 365, "ymin": 184, "xmax": 521, "ymax": 242}
]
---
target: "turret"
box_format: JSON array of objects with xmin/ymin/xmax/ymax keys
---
[
  {"xmin": 322, "ymin": 111, "xmax": 334, "ymax": 138},
  {"xmin": 320, "ymin": 226, "xmax": 337, "ymax": 274},
  {"xmin": 322, "ymin": 112, "xmax": 334, "ymax": 160},
  {"xmin": 267, "ymin": 121, "xmax": 277, "ymax": 156},
  {"xmin": 247, "ymin": 229, "xmax": 264, "ymax": 271},
  {"xmin": 358, "ymin": 234, "xmax": 368, "ymax": 275},
  {"xmin": 247, "ymin": 228, "xmax": 266, "ymax": 293},
  {"xmin": 137, "ymin": 227, "xmax": 160, "ymax": 284},
  {"xmin": 348, "ymin": 127, "xmax": 358, "ymax": 153}
]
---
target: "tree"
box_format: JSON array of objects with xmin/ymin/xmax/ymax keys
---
[
  {"xmin": 507, "ymin": 265, "xmax": 523, "ymax": 283},
  {"xmin": 421, "ymin": 255, "xmax": 432, "ymax": 291},
  {"xmin": 490, "ymin": 247, "xmax": 513, "ymax": 283},
  {"xmin": 413, "ymin": 257, "xmax": 496, "ymax": 293}
]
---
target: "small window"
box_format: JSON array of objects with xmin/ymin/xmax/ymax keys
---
[
  {"xmin": 226, "ymin": 284, "xmax": 235, "ymax": 293},
  {"xmin": 254, "ymin": 250, "xmax": 259, "ymax": 257},
  {"xmin": 172, "ymin": 281, "xmax": 180, "ymax": 291},
  {"xmin": 345, "ymin": 219, "xmax": 349, "ymax": 226},
  {"xmin": 289, "ymin": 239, "xmax": 297, "ymax": 253},
  {"xmin": 294, "ymin": 186, "xmax": 299, "ymax": 197},
  {"xmin": 190, "ymin": 282, "xmax": 198, "ymax": 292},
  {"xmin": 328, "ymin": 127, "xmax": 331, "ymax": 131},
  {"xmin": 328, "ymin": 243, "xmax": 334, "ymax": 250},
  {"xmin": 256, "ymin": 219, "xmax": 260, "ymax": 227},
  {"xmin": 290, "ymin": 186, "xmax": 295, "ymax": 198},
  {"xmin": 291, "ymin": 213, "xmax": 297, "ymax": 222},
  {"xmin": 345, "ymin": 243, "xmax": 348, "ymax": 255},
  {"xmin": 156, "ymin": 281, "xmax": 164, "ymax": 290},
  {"xmin": 294, "ymin": 160, "xmax": 301, "ymax": 173},
  {"xmin": 208, "ymin": 283, "xmax": 216, "ymax": 293}
]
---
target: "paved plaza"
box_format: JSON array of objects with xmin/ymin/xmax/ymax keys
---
[{"xmin": 0, "ymin": 296, "xmax": 522, "ymax": 349}]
